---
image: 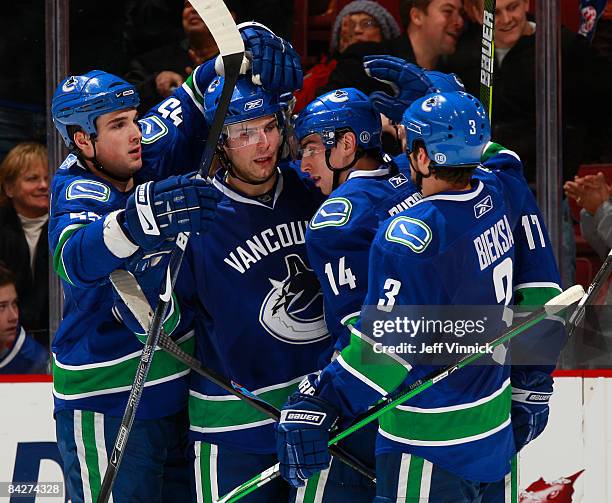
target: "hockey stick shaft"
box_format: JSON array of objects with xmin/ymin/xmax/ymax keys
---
[
  {"xmin": 97, "ymin": 3, "xmax": 244, "ymax": 501},
  {"xmin": 109, "ymin": 269, "xmax": 376, "ymax": 482},
  {"xmin": 218, "ymin": 285, "xmax": 585, "ymax": 503},
  {"xmin": 568, "ymin": 248, "xmax": 612, "ymax": 335},
  {"xmin": 480, "ymin": 0, "xmax": 496, "ymax": 119}
]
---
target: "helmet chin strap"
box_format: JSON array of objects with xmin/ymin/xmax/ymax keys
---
[
  {"xmin": 325, "ymin": 148, "xmax": 362, "ymax": 191},
  {"xmin": 78, "ymin": 137, "xmax": 133, "ymax": 183}
]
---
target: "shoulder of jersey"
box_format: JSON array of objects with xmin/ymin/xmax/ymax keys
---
[
  {"xmin": 379, "ymin": 204, "xmax": 435, "ymax": 255},
  {"xmin": 480, "ymin": 142, "xmax": 523, "ymax": 172},
  {"xmin": 54, "ymin": 157, "xmax": 116, "ymax": 208}
]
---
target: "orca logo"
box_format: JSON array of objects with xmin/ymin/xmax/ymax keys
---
[
  {"xmin": 207, "ymin": 77, "xmax": 221, "ymax": 93},
  {"xmin": 421, "ymin": 95, "xmax": 443, "ymax": 112},
  {"xmin": 434, "ymin": 153, "xmax": 447, "ymax": 164},
  {"xmin": 62, "ymin": 76, "xmax": 78, "ymax": 92},
  {"xmin": 244, "ymin": 98, "xmax": 264, "ymax": 111},
  {"xmin": 328, "ymin": 90, "xmax": 349, "ymax": 103},
  {"xmin": 359, "ymin": 131, "xmax": 371, "ymax": 144},
  {"xmin": 259, "ymin": 254, "xmax": 329, "ymax": 344}
]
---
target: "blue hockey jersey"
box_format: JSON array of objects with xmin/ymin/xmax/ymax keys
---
[
  {"xmin": 48, "ymin": 60, "xmax": 221, "ymax": 419},
  {"xmin": 0, "ymin": 327, "xmax": 49, "ymax": 374},
  {"xmin": 49, "ymin": 155, "xmax": 189, "ymax": 419},
  {"xmin": 176, "ymin": 166, "xmax": 332, "ymax": 453},
  {"xmin": 316, "ymin": 147, "xmax": 561, "ymax": 483},
  {"xmin": 306, "ymin": 165, "xmax": 422, "ymax": 349}
]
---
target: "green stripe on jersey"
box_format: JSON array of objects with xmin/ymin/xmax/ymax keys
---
[
  {"xmin": 405, "ymin": 455, "xmax": 425, "ymax": 500},
  {"xmin": 189, "ymin": 378, "xmax": 302, "ymax": 432},
  {"xmin": 340, "ymin": 331, "xmax": 409, "ymax": 393},
  {"xmin": 53, "ymin": 334, "xmax": 194, "ymax": 399},
  {"xmin": 53, "ymin": 223, "xmax": 86, "ymax": 285},
  {"xmin": 379, "ymin": 381, "xmax": 511, "ymax": 443},
  {"xmin": 515, "ymin": 286, "xmax": 562, "ymax": 306},
  {"xmin": 184, "ymin": 69, "xmax": 205, "ymax": 107},
  {"xmin": 481, "ymin": 142, "xmax": 507, "ymax": 161}
]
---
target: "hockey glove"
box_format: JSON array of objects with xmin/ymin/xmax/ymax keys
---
[
  {"xmin": 239, "ymin": 22, "xmax": 303, "ymax": 93},
  {"xmin": 276, "ymin": 374, "xmax": 339, "ymax": 488},
  {"xmin": 578, "ymin": 0, "xmax": 607, "ymax": 42},
  {"xmin": 121, "ymin": 174, "xmax": 222, "ymax": 251},
  {"xmin": 511, "ymin": 370, "xmax": 553, "ymax": 452},
  {"xmin": 364, "ymin": 55, "xmax": 465, "ymax": 122}
]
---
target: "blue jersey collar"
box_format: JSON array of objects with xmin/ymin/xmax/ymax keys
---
[
  {"xmin": 346, "ymin": 166, "xmax": 391, "ymax": 181},
  {"xmin": 212, "ymin": 168, "xmax": 284, "ymax": 209}
]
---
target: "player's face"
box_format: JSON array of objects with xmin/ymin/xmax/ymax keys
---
[
  {"xmin": 417, "ymin": 0, "xmax": 464, "ymax": 55},
  {"xmin": 4, "ymin": 158, "xmax": 49, "ymax": 218},
  {"xmin": 223, "ymin": 115, "xmax": 281, "ymax": 184},
  {"xmin": 0, "ymin": 284, "xmax": 19, "ymax": 351},
  {"xmin": 182, "ymin": 1, "xmax": 209, "ymax": 37},
  {"xmin": 299, "ymin": 134, "xmax": 334, "ymax": 195},
  {"xmin": 84, "ymin": 109, "xmax": 142, "ymax": 179},
  {"xmin": 495, "ymin": 0, "xmax": 530, "ymax": 49}
]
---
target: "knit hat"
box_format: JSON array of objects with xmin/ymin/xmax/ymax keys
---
[{"xmin": 330, "ymin": 0, "xmax": 401, "ymax": 53}]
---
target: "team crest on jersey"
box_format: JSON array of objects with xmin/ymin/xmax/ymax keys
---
[
  {"xmin": 310, "ymin": 198, "xmax": 352, "ymax": 229},
  {"xmin": 388, "ymin": 173, "xmax": 409, "ymax": 188},
  {"xmin": 474, "ymin": 195, "xmax": 494, "ymax": 219},
  {"xmin": 259, "ymin": 254, "xmax": 328, "ymax": 344},
  {"xmin": 385, "ymin": 216, "xmax": 432, "ymax": 253},
  {"xmin": 140, "ymin": 116, "xmax": 169, "ymax": 144},
  {"xmin": 66, "ymin": 180, "xmax": 111, "ymax": 202}
]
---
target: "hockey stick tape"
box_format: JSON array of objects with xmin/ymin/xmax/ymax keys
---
[
  {"xmin": 215, "ymin": 52, "xmax": 252, "ymax": 77},
  {"xmin": 544, "ymin": 284, "xmax": 585, "ymax": 316}
]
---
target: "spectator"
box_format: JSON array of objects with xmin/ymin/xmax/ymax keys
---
[
  {"xmin": 125, "ymin": 0, "xmax": 237, "ymax": 113},
  {"xmin": 564, "ymin": 172, "xmax": 612, "ymax": 259},
  {"xmin": 447, "ymin": 0, "xmax": 612, "ymax": 186},
  {"xmin": 394, "ymin": 0, "xmax": 464, "ymax": 69},
  {"xmin": 0, "ymin": 142, "xmax": 49, "ymax": 348},
  {"xmin": 0, "ymin": 264, "xmax": 49, "ymax": 374},
  {"xmin": 294, "ymin": 0, "xmax": 401, "ymax": 111}
]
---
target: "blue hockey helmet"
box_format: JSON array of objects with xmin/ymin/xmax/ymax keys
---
[
  {"xmin": 204, "ymin": 74, "xmax": 283, "ymax": 127},
  {"xmin": 294, "ymin": 88, "xmax": 382, "ymax": 151},
  {"xmin": 401, "ymin": 91, "xmax": 490, "ymax": 167},
  {"xmin": 52, "ymin": 71, "xmax": 140, "ymax": 148}
]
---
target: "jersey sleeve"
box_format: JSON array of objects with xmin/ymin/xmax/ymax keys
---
[
  {"xmin": 306, "ymin": 197, "xmax": 373, "ymax": 349},
  {"xmin": 137, "ymin": 60, "xmax": 216, "ymax": 182},
  {"xmin": 49, "ymin": 171, "xmax": 138, "ymax": 288}
]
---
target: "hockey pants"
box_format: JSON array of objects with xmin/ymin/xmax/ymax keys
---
[
  {"xmin": 374, "ymin": 451, "xmax": 518, "ymax": 502},
  {"xmin": 55, "ymin": 408, "xmax": 191, "ymax": 503}
]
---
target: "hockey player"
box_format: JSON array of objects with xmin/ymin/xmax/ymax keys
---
[
  {"xmin": 158, "ymin": 74, "xmax": 333, "ymax": 502},
  {"xmin": 276, "ymin": 91, "xmax": 564, "ymax": 501},
  {"xmin": 0, "ymin": 263, "xmax": 48, "ymax": 374},
  {"xmin": 289, "ymin": 87, "xmax": 422, "ymax": 501},
  {"xmin": 48, "ymin": 24, "xmax": 304, "ymax": 502},
  {"xmin": 49, "ymin": 71, "xmax": 221, "ymax": 503}
]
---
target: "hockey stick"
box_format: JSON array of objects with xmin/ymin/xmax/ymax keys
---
[
  {"xmin": 97, "ymin": 3, "xmax": 244, "ymax": 501},
  {"xmin": 480, "ymin": 0, "xmax": 496, "ymax": 119},
  {"xmin": 108, "ymin": 269, "xmax": 376, "ymax": 483},
  {"xmin": 218, "ymin": 285, "xmax": 585, "ymax": 503},
  {"xmin": 568, "ymin": 248, "xmax": 612, "ymax": 336}
]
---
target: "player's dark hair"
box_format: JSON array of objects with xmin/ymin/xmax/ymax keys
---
[
  {"xmin": 400, "ymin": 0, "xmax": 433, "ymax": 28},
  {"xmin": 337, "ymin": 128, "xmax": 385, "ymax": 164},
  {"xmin": 0, "ymin": 262, "xmax": 16, "ymax": 289},
  {"xmin": 410, "ymin": 139, "xmax": 476, "ymax": 185}
]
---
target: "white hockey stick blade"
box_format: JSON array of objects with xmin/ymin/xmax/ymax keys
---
[
  {"xmin": 544, "ymin": 284, "xmax": 585, "ymax": 316},
  {"xmin": 110, "ymin": 270, "xmax": 153, "ymax": 331},
  {"xmin": 190, "ymin": 0, "xmax": 244, "ymax": 56}
]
